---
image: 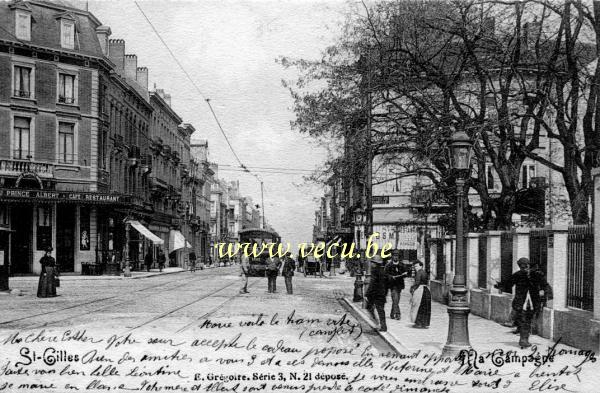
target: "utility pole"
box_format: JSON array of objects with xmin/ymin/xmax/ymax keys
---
[{"xmin": 261, "ymin": 181, "xmax": 265, "ymax": 229}]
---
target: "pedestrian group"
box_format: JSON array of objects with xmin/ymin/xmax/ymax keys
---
[
  {"xmin": 239, "ymin": 251, "xmax": 296, "ymax": 295},
  {"xmin": 365, "ymin": 251, "xmax": 431, "ymax": 332}
]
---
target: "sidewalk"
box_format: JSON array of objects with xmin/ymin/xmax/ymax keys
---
[
  {"xmin": 9, "ymin": 266, "xmax": 187, "ymax": 282},
  {"xmin": 343, "ymin": 277, "xmax": 578, "ymax": 353}
]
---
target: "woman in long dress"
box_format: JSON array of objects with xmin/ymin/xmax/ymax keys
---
[
  {"xmin": 37, "ymin": 246, "xmax": 58, "ymax": 298},
  {"xmin": 409, "ymin": 260, "xmax": 431, "ymax": 328}
]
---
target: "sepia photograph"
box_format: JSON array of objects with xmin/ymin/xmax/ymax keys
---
[{"xmin": 0, "ymin": 0, "xmax": 599, "ymax": 392}]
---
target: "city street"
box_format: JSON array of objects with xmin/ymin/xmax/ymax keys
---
[
  {"xmin": 1, "ymin": 267, "xmax": 370, "ymax": 339},
  {"xmin": 1, "ymin": 0, "xmax": 599, "ymax": 392},
  {"xmin": 1, "ymin": 268, "xmax": 597, "ymax": 393}
]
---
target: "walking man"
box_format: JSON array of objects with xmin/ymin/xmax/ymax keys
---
[
  {"xmin": 239, "ymin": 253, "xmax": 250, "ymax": 294},
  {"xmin": 266, "ymin": 256, "xmax": 281, "ymax": 293},
  {"xmin": 157, "ymin": 249, "xmax": 166, "ymax": 272},
  {"xmin": 366, "ymin": 255, "xmax": 388, "ymax": 332},
  {"xmin": 282, "ymin": 252, "xmax": 296, "ymax": 294},
  {"xmin": 502, "ymin": 257, "xmax": 547, "ymax": 348},
  {"xmin": 384, "ymin": 251, "xmax": 408, "ymax": 320},
  {"xmin": 144, "ymin": 248, "xmax": 153, "ymax": 272},
  {"xmin": 189, "ymin": 251, "xmax": 197, "ymax": 272}
]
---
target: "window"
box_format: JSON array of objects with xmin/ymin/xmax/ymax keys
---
[
  {"xmin": 13, "ymin": 66, "xmax": 31, "ymax": 98},
  {"xmin": 99, "ymin": 83, "xmax": 107, "ymax": 114},
  {"xmin": 485, "ymin": 163, "xmax": 499, "ymax": 191},
  {"xmin": 13, "ymin": 117, "xmax": 30, "ymax": 159},
  {"xmin": 61, "ymin": 20, "xmax": 75, "ymax": 49},
  {"xmin": 15, "ymin": 11, "xmax": 31, "ymax": 40},
  {"xmin": 99, "ymin": 130, "xmax": 107, "ymax": 169},
  {"xmin": 521, "ymin": 164, "xmax": 536, "ymax": 189},
  {"xmin": 58, "ymin": 73, "xmax": 75, "ymax": 104},
  {"xmin": 58, "ymin": 122, "xmax": 74, "ymax": 164},
  {"xmin": 0, "ymin": 205, "xmax": 8, "ymax": 227},
  {"xmin": 36, "ymin": 206, "xmax": 52, "ymax": 251}
]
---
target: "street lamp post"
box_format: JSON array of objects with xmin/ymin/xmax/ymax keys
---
[
  {"xmin": 442, "ymin": 130, "xmax": 473, "ymax": 356},
  {"xmin": 353, "ymin": 210, "xmax": 365, "ymax": 303},
  {"xmin": 123, "ymin": 219, "xmax": 132, "ymax": 278}
]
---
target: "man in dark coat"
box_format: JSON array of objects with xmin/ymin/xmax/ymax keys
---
[
  {"xmin": 144, "ymin": 249, "xmax": 153, "ymax": 272},
  {"xmin": 503, "ymin": 257, "xmax": 547, "ymax": 348},
  {"xmin": 266, "ymin": 256, "xmax": 282, "ymax": 293},
  {"xmin": 384, "ymin": 251, "xmax": 408, "ymax": 320},
  {"xmin": 157, "ymin": 249, "xmax": 166, "ymax": 272},
  {"xmin": 189, "ymin": 251, "xmax": 197, "ymax": 272},
  {"xmin": 366, "ymin": 255, "xmax": 388, "ymax": 332},
  {"xmin": 281, "ymin": 252, "xmax": 296, "ymax": 294}
]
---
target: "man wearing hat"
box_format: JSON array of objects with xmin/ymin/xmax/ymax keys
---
[
  {"xmin": 365, "ymin": 254, "xmax": 388, "ymax": 332},
  {"xmin": 501, "ymin": 257, "xmax": 547, "ymax": 348},
  {"xmin": 384, "ymin": 250, "xmax": 408, "ymax": 320}
]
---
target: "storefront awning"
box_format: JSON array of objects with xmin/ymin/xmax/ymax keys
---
[
  {"xmin": 129, "ymin": 220, "xmax": 164, "ymax": 245},
  {"xmin": 169, "ymin": 230, "xmax": 191, "ymax": 251}
]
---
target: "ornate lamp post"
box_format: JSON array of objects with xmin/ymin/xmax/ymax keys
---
[
  {"xmin": 442, "ymin": 130, "xmax": 473, "ymax": 356},
  {"xmin": 352, "ymin": 210, "xmax": 365, "ymax": 303},
  {"xmin": 123, "ymin": 216, "xmax": 132, "ymax": 278}
]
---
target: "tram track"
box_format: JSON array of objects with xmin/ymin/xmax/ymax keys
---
[
  {"xmin": 174, "ymin": 278, "xmax": 261, "ymax": 333},
  {"xmin": 30, "ymin": 270, "xmax": 245, "ymax": 332},
  {"xmin": 125, "ymin": 278, "xmax": 249, "ymax": 333},
  {"xmin": 0, "ymin": 270, "xmax": 217, "ymax": 328}
]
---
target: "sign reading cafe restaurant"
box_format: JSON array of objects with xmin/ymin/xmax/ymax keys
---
[{"xmin": 0, "ymin": 189, "xmax": 129, "ymax": 204}]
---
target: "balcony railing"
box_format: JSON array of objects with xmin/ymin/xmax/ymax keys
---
[
  {"xmin": 149, "ymin": 175, "xmax": 168, "ymax": 191},
  {"xmin": 0, "ymin": 159, "xmax": 54, "ymax": 177},
  {"xmin": 13, "ymin": 90, "xmax": 31, "ymax": 98}
]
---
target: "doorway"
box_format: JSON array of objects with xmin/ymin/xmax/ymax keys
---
[
  {"xmin": 11, "ymin": 205, "xmax": 32, "ymax": 274},
  {"xmin": 56, "ymin": 205, "xmax": 75, "ymax": 272}
]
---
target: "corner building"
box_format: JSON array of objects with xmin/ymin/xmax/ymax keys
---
[{"xmin": 0, "ymin": 0, "xmax": 129, "ymax": 274}]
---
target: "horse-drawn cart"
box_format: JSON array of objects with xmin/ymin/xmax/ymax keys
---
[{"xmin": 303, "ymin": 256, "xmax": 322, "ymax": 277}]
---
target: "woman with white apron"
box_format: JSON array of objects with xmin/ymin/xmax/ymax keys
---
[{"xmin": 409, "ymin": 260, "xmax": 431, "ymax": 328}]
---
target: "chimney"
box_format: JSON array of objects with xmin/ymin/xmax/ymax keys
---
[
  {"xmin": 164, "ymin": 93, "xmax": 171, "ymax": 107},
  {"xmin": 136, "ymin": 67, "xmax": 148, "ymax": 90},
  {"xmin": 108, "ymin": 39, "xmax": 125, "ymax": 70},
  {"xmin": 124, "ymin": 54, "xmax": 137, "ymax": 80},
  {"xmin": 96, "ymin": 26, "xmax": 111, "ymax": 56}
]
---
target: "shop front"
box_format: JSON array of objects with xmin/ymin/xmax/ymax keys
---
[
  {"xmin": 128, "ymin": 220, "xmax": 164, "ymax": 270},
  {"xmin": 169, "ymin": 229, "xmax": 192, "ymax": 268},
  {"xmin": 0, "ymin": 188, "xmax": 130, "ymax": 275}
]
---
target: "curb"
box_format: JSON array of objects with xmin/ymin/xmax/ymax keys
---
[
  {"xmin": 341, "ymin": 297, "xmax": 410, "ymax": 353},
  {"xmin": 9, "ymin": 268, "xmax": 190, "ymax": 282},
  {"xmin": 130, "ymin": 269, "xmax": 186, "ymax": 279}
]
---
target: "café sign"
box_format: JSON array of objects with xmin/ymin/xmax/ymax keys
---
[{"xmin": 0, "ymin": 189, "xmax": 128, "ymax": 203}]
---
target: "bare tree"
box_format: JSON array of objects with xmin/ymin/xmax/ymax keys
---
[{"xmin": 282, "ymin": 0, "xmax": 597, "ymax": 228}]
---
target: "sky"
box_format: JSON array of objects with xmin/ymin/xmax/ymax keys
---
[{"xmin": 86, "ymin": 0, "xmax": 350, "ymax": 249}]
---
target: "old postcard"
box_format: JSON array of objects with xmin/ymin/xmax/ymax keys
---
[{"xmin": 0, "ymin": 1, "xmax": 598, "ymax": 392}]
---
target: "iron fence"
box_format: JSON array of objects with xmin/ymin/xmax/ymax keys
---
[{"xmin": 567, "ymin": 225, "xmax": 594, "ymax": 311}]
